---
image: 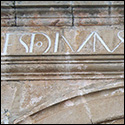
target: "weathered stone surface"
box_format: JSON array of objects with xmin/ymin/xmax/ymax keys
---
[
  {"xmin": 72, "ymin": 1, "xmax": 110, "ymax": 6},
  {"xmin": 1, "ymin": 1, "xmax": 124, "ymax": 27},
  {"xmin": 18, "ymin": 100, "xmax": 91, "ymax": 124},
  {"xmin": 1, "ymin": 53, "xmax": 124, "ymax": 81},
  {"xmin": 84, "ymin": 88, "xmax": 124, "ymax": 123},
  {"xmin": 16, "ymin": 7, "xmax": 72, "ymax": 26},
  {"xmin": 1, "ymin": 26, "xmax": 124, "ymax": 55},
  {"xmin": 17, "ymin": 18, "xmax": 72, "ymax": 26},
  {"xmin": 1, "ymin": 7, "xmax": 15, "ymax": 26},
  {"xmin": 1, "ymin": 27, "xmax": 61, "ymax": 55},
  {"xmin": 14, "ymin": 1, "xmax": 124, "ymax": 7},
  {"xmin": 101, "ymin": 118, "xmax": 124, "ymax": 124},
  {"xmin": 1, "ymin": 1, "xmax": 14, "ymax": 6},
  {"xmin": 12, "ymin": 87, "xmax": 124, "ymax": 124},
  {"xmin": 16, "ymin": 7, "xmax": 72, "ymax": 18},
  {"xmin": 73, "ymin": 1, "xmax": 124, "ymax": 6},
  {"xmin": 110, "ymin": 1, "xmax": 124, "ymax": 5},
  {"xmin": 74, "ymin": 17, "xmax": 124, "ymax": 26},
  {"xmin": 15, "ymin": 1, "xmax": 112, "ymax": 6},
  {"xmin": 1, "ymin": 82, "xmax": 18, "ymax": 124},
  {"xmin": 1, "ymin": 18, "xmax": 15, "ymax": 27},
  {"xmin": 73, "ymin": 7, "xmax": 109, "ymax": 18},
  {"xmin": 1, "ymin": 79, "xmax": 124, "ymax": 124},
  {"xmin": 63, "ymin": 26, "xmax": 124, "ymax": 54},
  {"xmin": 73, "ymin": 6, "xmax": 124, "ymax": 26},
  {"xmin": 1, "ymin": 1, "xmax": 124, "ymax": 124},
  {"xmin": 1, "ymin": 8, "xmax": 15, "ymax": 19},
  {"xmin": 15, "ymin": 1, "xmax": 73, "ymax": 6},
  {"xmin": 1, "ymin": 60, "xmax": 124, "ymax": 73},
  {"xmin": 110, "ymin": 6, "xmax": 124, "ymax": 18},
  {"xmin": 18, "ymin": 98, "xmax": 92, "ymax": 124}
]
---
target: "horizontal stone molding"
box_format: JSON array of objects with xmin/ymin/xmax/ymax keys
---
[
  {"xmin": 14, "ymin": 1, "xmax": 124, "ymax": 6},
  {"xmin": 1, "ymin": 1, "xmax": 124, "ymax": 7},
  {"xmin": 74, "ymin": 17, "xmax": 124, "ymax": 26},
  {"xmin": 16, "ymin": 7, "xmax": 72, "ymax": 18},
  {"xmin": 1, "ymin": 54, "xmax": 124, "ymax": 81},
  {"xmin": 1, "ymin": 2, "xmax": 124, "ymax": 27},
  {"xmin": 73, "ymin": 6, "xmax": 124, "ymax": 18},
  {"xmin": 1, "ymin": 26, "xmax": 124, "ymax": 81},
  {"xmin": 1, "ymin": 1, "xmax": 14, "ymax": 7}
]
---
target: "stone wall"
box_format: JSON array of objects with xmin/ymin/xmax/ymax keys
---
[{"xmin": 1, "ymin": 1, "xmax": 124, "ymax": 124}]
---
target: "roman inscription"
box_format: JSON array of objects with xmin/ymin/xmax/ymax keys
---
[{"xmin": 1, "ymin": 27, "xmax": 124, "ymax": 55}]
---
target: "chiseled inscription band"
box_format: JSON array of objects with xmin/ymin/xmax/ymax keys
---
[{"xmin": 1, "ymin": 30, "xmax": 124, "ymax": 55}]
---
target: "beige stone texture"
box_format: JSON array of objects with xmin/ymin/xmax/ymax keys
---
[
  {"xmin": 110, "ymin": 1, "xmax": 124, "ymax": 5},
  {"xmin": 1, "ymin": 4, "xmax": 15, "ymax": 26},
  {"xmin": 11, "ymin": 87, "xmax": 124, "ymax": 124},
  {"xmin": 1, "ymin": 79, "xmax": 124, "ymax": 124},
  {"xmin": 74, "ymin": 17, "xmax": 124, "ymax": 26},
  {"xmin": 15, "ymin": 1, "xmax": 73, "ymax": 6},
  {"xmin": 73, "ymin": 7, "xmax": 109, "ymax": 18},
  {"xmin": 1, "ymin": 18, "xmax": 15, "ymax": 27},
  {"xmin": 72, "ymin": 1, "xmax": 110, "ymax": 6},
  {"xmin": 15, "ymin": 1, "xmax": 111, "ymax": 6},
  {"xmin": 1, "ymin": 1, "xmax": 124, "ymax": 124},
  {"xmin": 28, "ymin": 98, "xmax": 92, "ymax": 124},
  {"xmin": 110, "ymin": 6, "xmax": 124, "ymax": 18},
  {"xmin": 1, "ymin": 8, "xmax": 15, "ymax": 19},
  {"xmin": 101, "ymin": 118, "xmax": 124, "ymax": 124},
  {"xmin": 16, "ymin": 7, "xmax": 72, "ymax": 18},
  {"xmin": 84, "ymin": 88, "xmax": 124, "ymax": 123},
  {"xmin": 1, "ymin": 1, "xmax": 124, "ymax": 27},
  {"xmin": 17, "ymin": 18, "xmax": 72, "ymax": 27},
  {"xmin": 1, "ymin": 1, "xmax": 14, "ymax": 6},
  {"xmin": 16, "ymin": 7, "xmax": 72, "ymax": 26},
  {"xmin": 1, "ymin": 82, "xmax": 19, "ymax": 124},
  {"xmin": 73, "ymin": 1, "xmax": 124, "ymax": 6}
]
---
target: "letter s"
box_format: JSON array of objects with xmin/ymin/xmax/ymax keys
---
[
  {"xmin": 118, "ymin": 30, "xmax": 124, "ymax": 43},
  {"xmin": 19, "ymin": 34, "xmax": 29, "ymax": 53}
]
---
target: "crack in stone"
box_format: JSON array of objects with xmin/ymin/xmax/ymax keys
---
[
  {"xmin": 82, "ymin": 97, "xmax": 93, "ymax": 124},
  {"xmin": 71, "ymin": 7, "xmax": 74, "ymax": 26}
]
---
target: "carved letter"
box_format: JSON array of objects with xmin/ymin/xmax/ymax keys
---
[
  {"xmin": 2, "ymin": 33, "xmax": 13, "ymax": 55},
  {"xmin": 61, "ymin": 35, "xmax": 74, "ymax": 52},
  {"xmin": 77, "ymin": 32, "xmax": 111, "ymax": 52},
  {"xmin": 19, "ymin": 34, "xmax": 29, "ymax": 53},
  {"xmin": 94, "ymin": 32, "xmax": 111, "ymax": 52},
  {"xmin": 111, "ymin": 30, "xmax": 124, "ymax": 52},
  {"xmin": 30, "ymin": 33, "xmax": 51, "ymax": 54},
  {"xmin": 29, "ymin": 33, "xmax": 35, "ymax": 53},
  {"xmin": 77, "ymin": 32, "xmax": 95, "ymax": 52},
  {"xmin": 54, "ymin": 32, "xmax": 59, "ymax": 53}
]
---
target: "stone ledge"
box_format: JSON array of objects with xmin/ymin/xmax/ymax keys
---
[
  {"xmin": 14, "ymin": 1, "xmax": 124, "ymax": 6},
  {"xmin": 1, "ymin": 1, "xmax": 124, "ymax": 7},
  {"xmin": 1, "ymin": 1, "xmax": 14, "ymax": 7},
  {"xmin": 1, "ymin": 2, "xmax": 124, "ymax": 27}
]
